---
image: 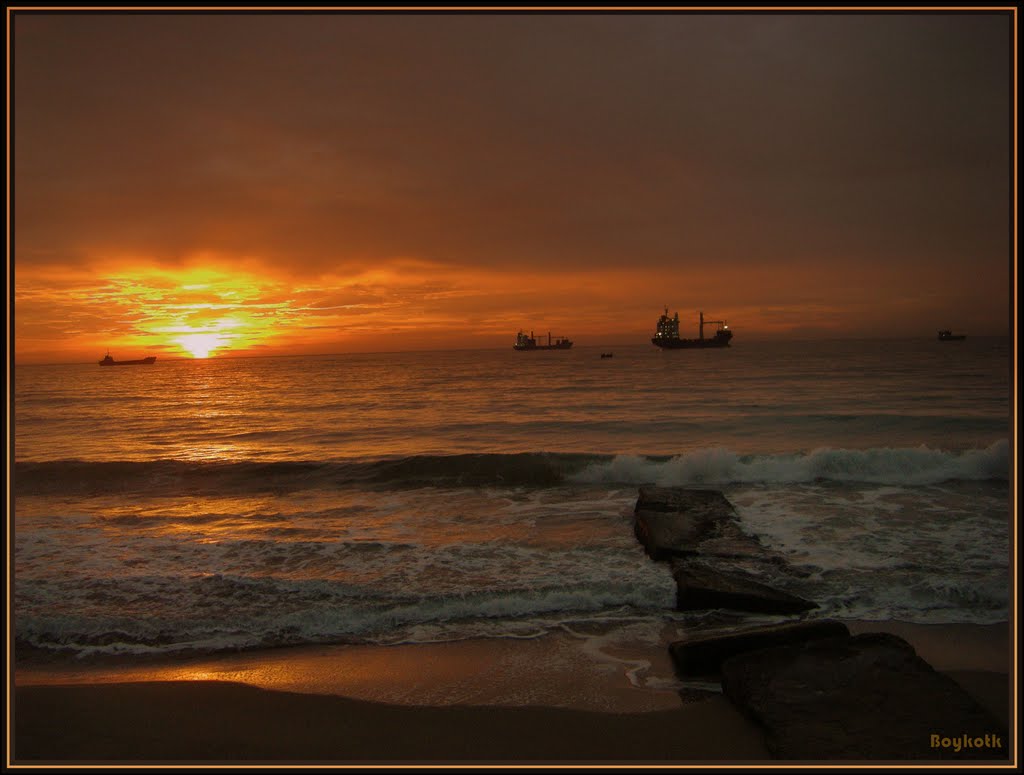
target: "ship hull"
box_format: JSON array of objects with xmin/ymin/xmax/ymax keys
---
[
  {"xmin": 513, "ymin": 343, "xmax": 573, "ymax": 350},
  {"xmin": 100, "ymin": 357, "xmax": 157, "ymax": 365},
  {"xmin": 652, "ymin": 338, "xmax": 730, "ymax": 349}
]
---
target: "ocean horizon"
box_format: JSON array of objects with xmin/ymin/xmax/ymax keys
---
[{"xmin": 15, "ymin": 333, "xmax": 1014, "ymax": 367}]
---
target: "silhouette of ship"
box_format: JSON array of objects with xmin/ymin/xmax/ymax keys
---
[
  {"xmin": 937, "ymin": 330, "xmax": 966, "ymax": 341},
  {"xmin": 99, "ymin": 351, "xmax": 157, "ymax": 366},
  {"xmin": 652, "ymin": 308, "xmax": 733, "ymax": 349},
  {"xmin": 514, "ymin": 330, "xmax": 573, "ymax": 350}
]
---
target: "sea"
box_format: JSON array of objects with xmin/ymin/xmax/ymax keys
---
[{"xmin": 12, "ymin": 338, "xmax": 1013, "ymax": 661}]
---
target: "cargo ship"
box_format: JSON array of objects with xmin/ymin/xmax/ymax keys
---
[
  {"xmin": 99, "ymin": 352, "xmax": 157, "ymax": 366},
  {"xmin": 652, "ymin": 308, "xmax": 733, "ymax": 349},
  {"xmin": 937, "ymin": 330, "xmax": 966, "ymax": 341},
  {"xmin": 514, "ymin": 330, "xmax": 573, "ymax": 350}
]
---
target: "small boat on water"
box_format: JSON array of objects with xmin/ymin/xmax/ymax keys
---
[
  {"xmin": 514, "ymin": 330, "xmax": 573, "ymax": 350},
  {"xmin": 99, "ymin": 352, "xmax": 157, "ymax": 366},
  {"xmin": 937, "ymin": 330, "xmax": 966, "ymax": 341},
  {"xmin": 600, "ymin": 353, "xmax": 614, "ymax": 358}
]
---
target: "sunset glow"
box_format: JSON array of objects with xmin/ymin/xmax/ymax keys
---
[
  {"xmin": 11, "ymin": 13, "xmax": 1011, "ymax": 364},
  {"xmin": 176, "ymin": 333, "xmax": 226, "ymax": 359},
  {"xmin": 14, "ymin": 252, "xmax": 1007, "ymax": 364}
]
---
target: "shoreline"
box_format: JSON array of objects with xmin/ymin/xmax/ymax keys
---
[
  {"xmin": 15, "ymin": 623, "xmax": 689, "ymax": 714},
  {"xmin": 12, "ymin": 619, "xmax": 1013, "ymax": 763}
]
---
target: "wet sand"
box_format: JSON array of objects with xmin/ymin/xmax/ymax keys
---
[
  {"xmin": 12, "ymin": 621, "xmax": 1012, "ymax": 763},
  {"xmin": 14, "ymin": 681, "xmax": 771, "ymax": 763}
]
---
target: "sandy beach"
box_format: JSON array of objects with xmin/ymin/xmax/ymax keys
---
[
  {"xmin": 12, "ymin": 620, "xmax": 1012, "ymax": 764},
  {"xmin": 15, "ymin": 681, "xmax": 772, "ymax": 763}
]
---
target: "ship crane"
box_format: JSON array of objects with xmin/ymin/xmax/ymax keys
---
[{"xmin": 698, "ymin": 311, "xmax": 728, "ymax": 340}]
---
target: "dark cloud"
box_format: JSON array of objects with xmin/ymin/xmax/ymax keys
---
[{"xmin": 13, "ymin": 12, "xmax": 1012, "ymax": 341}]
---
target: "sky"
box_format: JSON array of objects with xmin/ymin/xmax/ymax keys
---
[{"xmin": 11, "ymin": 11, "xmax": 1014, "ymax": 362}]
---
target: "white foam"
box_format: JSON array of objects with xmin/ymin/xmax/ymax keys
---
[{"xmin": 570, "ymin": 440, "xmax": 1009, "ymax": 486}]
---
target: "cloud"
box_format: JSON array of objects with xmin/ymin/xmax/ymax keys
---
[{"xmin": 12, "ymin": 12, "xmax": 1013, "ymax": 360}]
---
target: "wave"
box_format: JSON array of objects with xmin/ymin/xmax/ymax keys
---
[
  {"xmin": 11, "ymin": 453, "xmax": 605, "ymax": 496},
  {"xmin": 571, "ymin": 440, "xmax": 1010, "ymax": 486},
  {"xmin": 13, "ymin": 440, "xmax": 1009, "ymax": 495},
  {"xmin": 15, "ymin": 574, "xmax": 677, "ymax": 657},
  {"xmin": 16, "ymin": 563, "xmax": 1008, "ymax": 657}
]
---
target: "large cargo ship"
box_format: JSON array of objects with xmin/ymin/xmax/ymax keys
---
[
  {"xmin": 99, "ymin": 352, "xmax": 157, "ymax": 366},
  {"xmin": 514, "ymin": 330, "xmax": 573, "ymax": 350},
  {"xmin": 652, "ymin": 308, "xmax": 732, "ymax": 349}
]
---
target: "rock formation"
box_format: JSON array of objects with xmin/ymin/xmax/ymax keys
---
[
  {"xmin": 634, "ymin": 487, "xmax": 815, "ymax": 614},
  {"xmin": 720, "ymin": 632, "xmax": 1008, "ymax": 760}
]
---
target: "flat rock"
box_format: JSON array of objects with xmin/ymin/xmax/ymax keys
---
[
  {"xmin": 673, "ymin": 562, "xmax": 817, "ymax": 615},
  {"xmin": 634, "ymin": 487, "xmax": 770, "ymax": 562},
  {"xmin": 634, "ymin": 487, "xmax": 817, "ymax": 613},
  {"xmin": 634, "ymin": 488, "xmax": 737, "ymax": 560},
  {"xmin": 677, "ymin": 687, "xmax": 721, "ymax": 703},
  {"xmin": 669, "ymin": 620, "xmax": 850, "ymax": 676},
  {"xmin": 721, "ymin": 632, "xmax": 1009, "ymax": 760},
  {"xmin": 635, "ymin": 486, "xmax": 737, "ymax": 514},
  {"xmin": 693, "ymin": 534, "xmax": 772, "ymax": 561}
]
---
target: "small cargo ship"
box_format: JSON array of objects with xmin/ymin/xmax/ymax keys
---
[
  {"xmin": 514, "ymin": 330, "xmax": 573, "ymax": 350},
  {"xmin": 937, "ymin": 330, "xmax": 966, "ymax": 341},
  {"xmin": 99, "ymin": 352, "xmax": 157, "ymax": 366},
  {"xmin": 652, "ymin": 308, "xmax": 733, "ymax": 349}
]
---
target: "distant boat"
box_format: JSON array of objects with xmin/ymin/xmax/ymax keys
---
[
  {"xmin": 99, "ymin": 352, "xmax": 157, "ymax": 366},
  {"xmin": 600, "ymin": 353, "xmax": 614, "ymax": 358},
  {"xmin": 937, "ymin": 330, "xmax": 966, "ymax": 341},
  {"xmin": 652, "ymin": 308, "xmax": 733, "ymax": 349},
  {"xmin": 514, "ymin": 330, "xmax": 573, "ymax": 350}
]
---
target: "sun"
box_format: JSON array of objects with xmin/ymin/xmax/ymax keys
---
[{"xmin": 176, "ymin": 333, "xmax": 224, "ymax": 359}]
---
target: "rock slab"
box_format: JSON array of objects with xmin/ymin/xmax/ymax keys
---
[
  {"xmin": 721, "ymin": 632, "xmax": 1008, "ymax": 760},
  {"xmin": 672, "ymin": 562, "xmax": 817, "ymax": 615},
  {"xmin": 669, "ymin": 620, "xmax": 850, "ymax": 676},
  {"xmin": 634, "ymin": 487, "xmax": 740, "ymax": 561},
  {"xmin": 634, "ymin": 487, "xmax": 816, "ymax": 614}
]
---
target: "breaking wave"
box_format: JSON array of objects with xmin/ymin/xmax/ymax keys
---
[
  {"xmin": 16, "ymin": 572, "xmax": 678, "ymax": 657},
  {"xmin": 570, "ymin": 440, "xmax": 1010, "ymax": 486},
  {"xmin": 13, "ymin": 440, "xmax": 1008, "ymax": 496}
]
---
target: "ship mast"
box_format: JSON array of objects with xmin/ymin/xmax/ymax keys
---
[{"xmin": 700, "ymin": 312, "xmax": 727, "ymax": 338}]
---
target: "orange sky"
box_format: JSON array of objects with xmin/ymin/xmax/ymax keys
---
[{"xmin": 11, "ymin": 12, "xmax": 1014, "ymax": 363}]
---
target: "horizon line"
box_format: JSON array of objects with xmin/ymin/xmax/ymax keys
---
[{"xmin": 11, "ymin": 332, "xmax": 1014, "ymax": 367}]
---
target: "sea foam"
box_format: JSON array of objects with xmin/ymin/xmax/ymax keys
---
[{"xmin": 570, "ymin": 439, "xmax": 1009, "ymax": 486}]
